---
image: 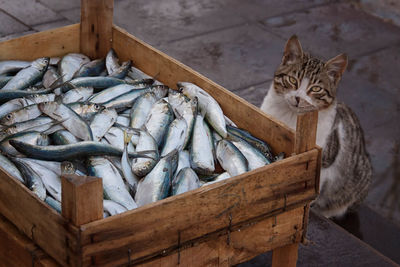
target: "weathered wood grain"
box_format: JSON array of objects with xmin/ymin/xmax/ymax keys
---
[
  {"xmin": 112, "ymin": 25, "xmax": 295, "ymax": 157},
  {"xmin": 62, "ymin": 175, "xmax": 103, "ymax": 227},
  {"xmin": 0, "ymin": 24, "xmax": 79, "ymax": 61},
  {"xmin": 0, "ymin": 214, "xmax": 59, "ymax": 267},
  {"xmin": 80, "ymin": 0, "xmax": 114, "ymax": 58},
  {"xmin": 79, "ymin": 149, "xmax": 318, "ymax": 265},
  {"xmin": 0, "ymin": 168, "xmax": 80, "ymax": 266}
]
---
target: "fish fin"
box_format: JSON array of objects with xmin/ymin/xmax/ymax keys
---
[{"xmin": 123, "ymin": 130, "xmax": 133, "ymax": 146}]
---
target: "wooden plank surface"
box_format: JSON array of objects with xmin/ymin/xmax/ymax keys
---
[
  {"xmin": 112, "ymin": 25, "xmax": 295, "ymax": 156},
  {"xmin": 96, "ymin": 207, "xmax": 304, "ymax": 267},
  {"xmin": 0, "ymin": 24, "xmax": 79, "ymax": 61},
  {"xmin": 0, "ymin": 214, "xmax": 59, "ymax": 267},
  {"xmin": 294, "ymin": 111, "xmax": 318, "ymax": 155},
  {"xmin": 0, "ymin": 168, "xmax": 80, "ymax": 266},
  {"xmin": 62, "ymin": 175, "xmax": 103, "ymax": 227},
  {"xmin": 79, "ymin": 149, "xmax": 318, "ymax": 266},
  {"xmin": 80, "ymin": 0, "xmax": 114, "ymax": 58}
]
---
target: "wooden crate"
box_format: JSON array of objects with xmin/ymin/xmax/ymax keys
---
[{"xmin": 0, "ymin": 0, "xmax": 321, "ymax": 266}]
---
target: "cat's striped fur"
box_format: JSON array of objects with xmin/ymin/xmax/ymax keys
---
[{"xmin": 261, "ymin": 35, "xmax": 372, "ymax": 218}]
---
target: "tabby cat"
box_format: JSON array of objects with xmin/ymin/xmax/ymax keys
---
[{"xmin": 260, "ymin": 35, "xmax": 372, "ymax": 218}]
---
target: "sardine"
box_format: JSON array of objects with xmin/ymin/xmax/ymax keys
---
[
  {"xmin": 9, "ymin": 140, "xmax": 153, "ymax": 161},
  {"xmin": 135, "ymin": 150, "xmax": 178, "ymax": 206},
  {"xmin": 190, "ymin": 114, "xmax": 215, "ymax": 175},
  {"xmin": 172, "ymin": 167, "xmax": 200, "ymax": 195},
  {"xmin": 2, "ymin": 58, "xmax": 49, "ymax": 90},
  {"xmin": 88, "ymin": 157, "xmax": 137, "ymax": 210},
  {"xmin": 39, "ymin": 102, "xmax": 93, "ymax": 141},
  {"xmin": 178, "ymin": 82, "xmax": 227, "ymax": 138},
  {"xmin": 216, "ymin": 140, "xmax": 248, "ymax": 176}
]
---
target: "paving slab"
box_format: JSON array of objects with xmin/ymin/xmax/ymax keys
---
[
  {"xmin": 32, "ymin": 19, "xmax": 72, "ymax": 32},
  {"xmin": 113, "ymin": 0, "xmax": 246, "ymax": 46},
  {"xmin": 0, "ymin": 30, "xmax": 37, "ymax": 43},
  {"xmin": 346, "ymin": 45, "xmax": 400, "ymax": 100},
  {"xmin": 0, "ymin": 10, "xmax": 29, "ymax": 37},
  {"xmin": 258, "ymin": 3, "xmax": 400, "ymax": 59},
  {"xmin": 0, "ymin": 0, "xmax": 61, "ymax": 26},
  {"xmin": 231, "ymin": 81, "xmax": 271, "ymax": 108},
  {"xmin": 59, "ymin": 7, "xmax": 80, "ymax": 24},
  {"xmin": 240, "ymin": 211, "xmax": 398, "ymax": 267},
  {"xmin": 38, "ymin": 0, "xmax": 80, "ymax": 12},
  {"xmin": 229, "ymin": 0, "xmax": 335, "ymax": 21},
  {"xmin": 158, "ymin": 23, "xmax": 283, "ymax": 90}
]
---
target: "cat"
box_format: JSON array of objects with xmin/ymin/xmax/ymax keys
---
[{"xmin": 260, "ymin": 35, "xmax": 372, "ymax": 218}]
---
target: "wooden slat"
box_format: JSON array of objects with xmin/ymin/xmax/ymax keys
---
[
  {"xmin": 79, "ymin": 149, "xmax": 318, "ymax": 265},
  {"xmin": 98, "ymin": 206, "xmax": 304, "ymax": 267},
  {"xmin": 112, "ymin": 25, "xmax": 295, "ymax": 156},
  {"xmin": 80, "ymin": 0, "xmax": 114, "ymax": 58},
  {"xmin": 0, "ymin": 24, "xmax": 79, "ymax": 61},
  {"xmin": 0, "ymin": 168, "xmax": 80, "ymax": 266},
  {"xmin": 0, "ymin": 214, "xmax": 59, "ymax": 267}
]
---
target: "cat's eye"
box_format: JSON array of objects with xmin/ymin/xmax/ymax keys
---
[
  {"xmin": 287, "ymin": 76, "xmax": 297, "ymax": 86},
  {"xmin": 310, "ymin": 86, "xmax": 322, "ymax": 92}
]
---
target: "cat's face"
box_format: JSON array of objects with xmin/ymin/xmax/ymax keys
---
[{"xmin": 273, "ymin": 35, "xmax": 348, "ymax": 113}]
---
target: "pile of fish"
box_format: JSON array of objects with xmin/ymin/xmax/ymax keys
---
[{"xmin": 0, "ymin": 50, "xmax": 279, "ymax": 217}]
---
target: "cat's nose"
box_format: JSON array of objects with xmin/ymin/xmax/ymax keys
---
[{"xmin": 295, "ymin": 97, "xmax": 300, "ymax": 106}]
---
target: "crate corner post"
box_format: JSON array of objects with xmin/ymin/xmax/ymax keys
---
[
  {"xmin": 62, "ymin": 175, "xmax": 103, "ymax": 266},
  {"xmin": 80, "ymin": 0, "xmax": 114, "ymax": 59},
  {"xmin": 272, "ymin": 110, "xmax": 318, "ymax": 267}
]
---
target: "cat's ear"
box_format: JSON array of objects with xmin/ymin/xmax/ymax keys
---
[
  {"xmin": 325, "ymin": 53, "xmax": 348, "ymax": 85},
  {"xmin": 282, "ymin": 35, "xmax": 303, "ymax": 65}
]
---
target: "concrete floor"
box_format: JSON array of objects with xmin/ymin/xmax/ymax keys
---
[{"xmin": 1, "ymin": 0, "xmax": 400, "ymax": 265}]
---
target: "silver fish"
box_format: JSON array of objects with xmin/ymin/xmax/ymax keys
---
[
  {"xmin": 43, "ymin": 66, "xmax": 61, "ymax": 89},
  {"xmin": 121, "ymin": 132, "xmax": 139, "ymax": 194},
  {"xmin": 160, "ymin": 116, "xmax": 188, "ymax": 157},
  {"xmin": 11, "ymin": 157, "xmax": 46, "ymax": 200},
  {"xmin": 51, "ymin": 130, "xmax": 79, "ymax": 145},
  {"xmin": 62, "ymin": 87, "xmax": 94, "ymax": 104},
  {"xmin": 88, "ymin": 157, "xmax": 137, "ymax": 210},
  {"xmin": 39, "ymin": 102, "xmax": 93, "ymax": 141},
  {"xmin": 190, "ymin": 114, "xmax": 215, "ymax": 175},
  {"xmin": 103, "ymin": 199, "xmax": 128, "ymax": 216},
  {"xmin": 229, "ymin": 134, "xmax": 270, "ymax": 170},
  {"xmin": 0, "ymin": 153, "xmax": 24, "ymax": 183},
  {"xmin": 131, "ymin": 129, "xmax": 159, "ymax": 177},
  {"xmin": 68, "ymin": 102, "xmax": 103, "ymax": 121},
  {"xmin": 0, "ymin": 131, "xmax": 49, "ymax": 156},
  {"xmin": 144, "ymin": 99, "xmax": 174, "ymax": 147},
  {"xmin": 135, "ymin": 150, "xmax": 178, "ymax": 207},
  {"xmin": 168, "ymin": 90, "xmax": 197, "ymax": 149},
  {"xmin": 90, "ymin": 108, "xmax": 118, "ymax": 141},
  {"xmin": 178, "ymin": 82, "xmax": 227, "ymax": 138},
  {"xmin": 14, "ymin": 158, "xmax": 62, "ymax": 201},
  {"xmin": 129, "ymin": 92, "xmax": 157, "ymax": 129},
  {"xmin": 59, "ymin": 53, "xmax": 90, "ymax": 82},
  {"xmin": 172, "ymin": 167, "xmax": 200, "ymax": 195},
  {"xmin": 106, "ymin": 48, "xmax": 120, "ymax": 75},
  {"xmin": 0, "ymin": 60, "xmax": 31, "ymax": 75},
  {"xmin": 0, "ymin": 104, "xmax": 42, "ymax": 126},
  {"xmin": 216, "ymin": 140, "xmax": 248, "ymax": 176},
  {"xmin": 2, "ymin": 58, "xmax": 49, "ymax": 90}
]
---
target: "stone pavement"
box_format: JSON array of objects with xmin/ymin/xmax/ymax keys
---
[{"xmin": 1, "ymin": 0, "xmax": 400, "ymax": 265}]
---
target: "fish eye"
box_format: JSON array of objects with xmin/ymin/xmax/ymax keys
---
[
  {"xmin": 94, "ymin": 104, "xmax": 100, "ymax": 110},
  {"xmin": 311, "ymin": 86, "xmax": 322, "ymax": 92},
  {"xmin": 6, "ymin": 114, "xmax": 12, "ymax": 120}
]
